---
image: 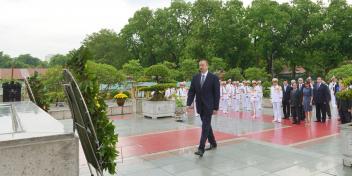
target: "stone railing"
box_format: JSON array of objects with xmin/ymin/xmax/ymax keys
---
[{"xmin": 48, "ymin": 100, "xmax": 133, "ymax": 120}]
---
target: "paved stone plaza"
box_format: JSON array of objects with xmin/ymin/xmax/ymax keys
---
[{"xmin": 61, "ymin": 107, "xmax": 352, "ymax": 176}]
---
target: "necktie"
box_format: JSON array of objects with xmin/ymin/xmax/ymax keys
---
[{"xmin": 201, "ymin": 75, "xmax": 205, "ymax": 87}]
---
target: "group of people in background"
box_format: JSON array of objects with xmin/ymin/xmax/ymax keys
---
[
  {"xmin": 270, "ymin": 76, "xmax": 351, "ymax": 125},
  {"xmin": 163, "ymin": 76, "xmax": 351, "ymax": 125},
  {"xmin": 219, "ymin": 79, "xmax": 263, "ymax": 118}
]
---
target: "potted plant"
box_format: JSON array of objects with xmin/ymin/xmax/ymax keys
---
[
  {"xmin": 336, "ymin": 77, "xmax": 352, "ymax": 100},
  {"xmin": 114, "ymin": 92, "xmax": 128, "ymax": 106},
  {"xmin": 113, "ymin": 92, "xmax": 128, "ymax": 114},
  {"xmin": 174, "ymin": 96, "xmax": 186, "ymax": 122},
  {"xmin": 139, "ymin": 83, "xmax": 177, "ymax": 119}
]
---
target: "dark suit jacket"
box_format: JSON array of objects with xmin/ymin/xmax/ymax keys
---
[
  {"xmin": 187, "ymin": 72, "xmax": 220, "ymax": 115},
  {"xmin": 313, "ymin": 83, "xmax": 329, "ymax": 104},
  {"xmin": 282, "ymin": 85, "xmax": 292, "ymax": 103},
  {"xmin": 290, "ymin": 89, "xmax": 302, "ymax": 107}
]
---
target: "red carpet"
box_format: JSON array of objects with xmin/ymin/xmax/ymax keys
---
[
  {"xmin": 116, "ymin": 112, "xmax": 340, "ymax": 157},
  {"xmin": 118, "ymin": 128, "xmax": 237, "ymax": 157}
]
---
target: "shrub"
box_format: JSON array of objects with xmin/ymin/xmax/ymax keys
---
[
  {"xmin": 262, "ymin": 81, "xmax": 271, "ymax": 89},
  {"xmin": 139, "ymin": 83, "xmax": 176, "ymax": 101},
  {"xmin": 122, "ymin": 90, "xmax": 131, "ymax": 98},
  {"xmin": 327, "ymin": 64, "xmax": 352, "ymax": 80},
  {"xmin": 336, "ymin": 76, "xmax": 352, "ymax": 100},
  {"xmin": 224, "ymin": 68, "xmax": 244, "ymax": 81},
  {"xmin": 28, "ymin": 72, "xmax": 50, "ymax": 111},
  {"xmin": 145, "ymin": 64, "xmax": 170, "ymax": 83},
  {"xmin": 263, "ymin": 89, "xmax": 271, "ymax": 98},
  {"xmin": 244, "ymin": 67, "xmax": 269, "ymax": 81}
]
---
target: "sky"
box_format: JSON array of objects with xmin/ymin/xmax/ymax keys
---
[{"xmin": 0, "ymin": 0, "xmax": 350, "ymax": 60}]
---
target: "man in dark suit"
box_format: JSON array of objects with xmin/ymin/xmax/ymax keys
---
[
  {"xmin": 297, "ymin": 78, "xmax": 305, "ymax": 121},
  {"xmin": 290, "ymin": 83, "xmax": 302, "ymax": 124},
  {"xmin": 313, "ymin": 77, "xmax": 330, "ymax": 123},
  {"xmin": 282, "ymin": 80, "xmax": 292, "ymax": 119},
  {"xmin": 187, "ymin": 59, "xmax": 220, "ymax": 157}
]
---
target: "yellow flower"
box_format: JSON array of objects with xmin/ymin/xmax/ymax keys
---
[
  {"xmin": 96, "ymin": 102, "xmax": 101, "ymax": 108},
  {"xmin": 114, "ymin": 93, "xmax": 128, "ymax": 99}
]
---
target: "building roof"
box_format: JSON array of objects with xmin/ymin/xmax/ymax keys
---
[
  {"xmin": 280, "ymin": 66, "xmax": 306, "ymax": 75},
  {"xmin": 0, "ymin": 68, "xmax": 47, "ymax": 80}
]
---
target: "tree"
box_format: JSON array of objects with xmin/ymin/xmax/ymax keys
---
[
  {"xmin": 224, "ymin": 68, "xmax": 244, "ymax": 81},
  {"xmin": 184, "ymin": 0, "xmax": 222, "ymax": 59},
  {"xmin": 247, "ymin": 0, "xmax": 291, "ymax": 77},
  {"xmin": 0, "ymin": 51, "xmax": 13, "ymax": 68},
  {"xmin": 244, "ymin": 67, "xmax": 269, "ymax": 81},
  {"xmin": 28, "ymin": 71, "xmax": 50, "ymax": 111},
  {"xmin": 308, "ymin": 0, "xmax": 350, "ymax": 75},
  {"xmin": 120, "ymin": 7, "xmax": 156, "ymax": 66},
  {"xmin": 83, "ymin": 29, "xmax": 130, "ymax": 69},
  {"xmin": 48, "ymin": 54, "xmax": 69, "ymax": 67},
  {"xmin": 213, "ymin": 0, "xmax": 252, "ymax": 68},
  {"xmin": 209, "ymin": 57, "xmax": 227, "ymax": 72},
  {"xmin": 282, "ymin": 0, "xmax": 323, "ymax": 78},
  {"xmin": 122, "ymin": 59, "xmax": 144, "ymax": 81},
  {"xmin": 16, "ymin": 54, "xmax": 43, "ymax": 67},
  {"xmin": 41, "ymin": 66, "xmax": 65, "ymax": 103},
  {"xmin": 145, "ymin": 64, "xmax": 170, "ymax": 83},
  {"xmin": 327, "ymin": 64, "xmax": 352, "ymax": 80},
  {"xmin": 161, "ymin": 61, "xmax": 183, "ymax": 81},
  {"xmin": 86, "ymin": 61, "xmax": 126, "ymax": 89},
  {"xmin": 179, "ymin": 58, "xmax": 198, "ymax": 81}
]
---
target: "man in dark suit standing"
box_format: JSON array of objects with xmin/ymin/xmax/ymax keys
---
[
  {"xmin": 187, "ymin": 59, "xmax": 220, "ymax": 157},
  {"xmin": 282, "ymin": 80, "xmax": 292, "ymax": 119},
  {"xmin": 313, "ymin": 77, "xmax": 330, "ymax": 123},
  {"xmin": 297, "ymin": 78, "xmax": 305, "ymax": 121}
]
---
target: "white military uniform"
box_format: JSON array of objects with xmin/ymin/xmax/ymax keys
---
[
  {"xmin": 245, "ymin": 85, "xmax": 252, "ymax": 111},
  {"xmin": 251, "ymin": 87, "xmax": 261, "ymax": 112},
  {"xmin": 231, "ymin": 85, "xmax": 241, "ymax": 112},
  {"xmin": 253, "ymin": 85, "xmax": 263, "ymax": 110},
  {"xmin": 165, "ymin": 88, "xmax": 172, "ymax": 99},
  {"xmin": 226, "ymin": 83, "xmax": 233, "ymax": 107},
  {"xmin": 239, "ymin": 84, "xmax": 246, "ymax": 111},
  {"xmin": 256, "ymin": 85, "xmax": 263, "ymax": 109},
  {"xmin": 270, "ymin": 85, "xmax": 283, "ymax": 122},
  {"xmin": 177, "ymin": 87, "xmax": 188, "ymax": 106},
  {"xmin": 220, "ymin": 85, "xmax": 230, "ymax": 113},
  {"xmin": 329, "ymin": 81, "xmax": 337, "ymax": 107}
]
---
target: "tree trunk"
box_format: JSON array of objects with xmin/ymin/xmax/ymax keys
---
[{"xmin": 291, "ymin": 64, "xmax": 296, "ymax": 79}]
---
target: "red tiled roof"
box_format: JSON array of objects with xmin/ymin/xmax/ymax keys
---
[
  {"xmin": 280, "ymin": 66, "xmax": 306, "ymax": 74},
  {"xmin": 0, "ymin": 68, "xmax": 47, "ymax": 80}
]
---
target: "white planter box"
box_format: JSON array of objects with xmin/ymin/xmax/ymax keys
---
[
  {"xmin": 142, "ymin": 100, "xmax": 175, "ymax": 119},
  {"xmin": 136, "ymin": 98, "xmax": 146, "ymax": 114},
  {"xmin": 341, "ymin": 123, "xmax": 352, "ymax": 167},
  {"xmin": 49, "ymin": 109, "xmax": 71, "ymax": 120},
  {"xmin": 108, "ymin": 105, "xmax": 133, "ymax": 115}
]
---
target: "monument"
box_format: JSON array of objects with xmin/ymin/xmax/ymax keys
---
[{"xmin": 0, "ymin": 102, "xmax": 79, "ymax": 176}]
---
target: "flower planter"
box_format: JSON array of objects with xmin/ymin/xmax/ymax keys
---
[
  {"xmin": 175, "ymin": 106, "xmax": 186, "ymax": 122},
  {"xmin": 142, "ymin": 100, "xmax": 175, "ymax": 119},
  {"xmin": 116, "ymin": 99, "xmax": 126, "ymax": 106},
  {"xmin": 341, "ymin": 123, "xmax": 352, "ymax": 167}
]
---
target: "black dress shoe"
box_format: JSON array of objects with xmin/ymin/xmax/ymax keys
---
[
  {"xmin": 292, "ymin": 122, "xmax": 297, "ymax": 124},
  {"xmin": 314, "ymin": 120, "xmax": 321, "ymax": 122},
  {"xmin": 205, "ymin": 144, "xmax": 217, "ymax": 151},
  {"xmin": 194, "ymin": 149, "xmax": 204, "ymax": 157}
]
